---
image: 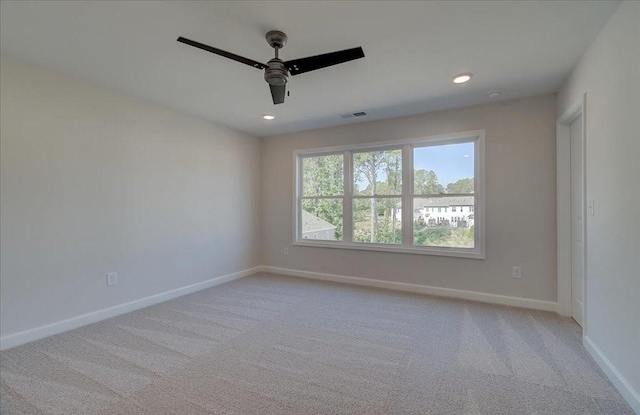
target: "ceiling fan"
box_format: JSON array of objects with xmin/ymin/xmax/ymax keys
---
[{"xmin": 177, "ymin": 31, "xmax": 364, "ymax": 105}]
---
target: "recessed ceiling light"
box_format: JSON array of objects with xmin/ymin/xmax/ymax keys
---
[
  {"xmin": 262, "ymin": 114, "xmax": 275, "ymax": 120},
  {"xmin": 453, "ymin": 73, "xmax": 472, "ymax": 84},
  {"xmin": 488, "ymin": 91, "xmax": 502, "ymax": 98}
]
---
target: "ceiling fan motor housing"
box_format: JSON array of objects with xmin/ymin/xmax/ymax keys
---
[{"xmin": 264, "ymin": 58, "xmax": 289, "ymax": 86}]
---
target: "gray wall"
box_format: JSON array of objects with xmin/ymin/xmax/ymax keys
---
[
  {"xmin": 0, "ymin": 57, "xmax": 262, "ymax": 337},
  {"xmin": 262, "ymin": 94, "xmax": 557, "ymax": 302},
  {"xmin": 558, "ymin": 0, "xmax": 640, "ymax": 404}
]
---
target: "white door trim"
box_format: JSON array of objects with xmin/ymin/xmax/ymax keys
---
[{"xmin": 556, "ymin": 93, "xmax": 587, "ymax": 335}]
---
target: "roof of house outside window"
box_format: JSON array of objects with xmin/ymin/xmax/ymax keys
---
[
  {"xmin": 301, "ymin": 210, "xmax": 336, "ymax": 233},
  {"xmin": 414, "ymin": 196, "xmax": 475, "ymax": 208}
]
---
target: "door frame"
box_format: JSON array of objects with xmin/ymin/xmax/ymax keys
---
[{"xmin": 556, "ymin": 93, "xmax": 587, "ymax": 335}]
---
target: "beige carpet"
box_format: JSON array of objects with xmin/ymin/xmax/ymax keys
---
[{"xmin": 0, "ymin": 273, "xmax": 633, "ymax": 414}]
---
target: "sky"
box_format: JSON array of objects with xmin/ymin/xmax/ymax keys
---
[{"xmin": 413, "ymin": 142, "xmax": 474, "ymax": 186}]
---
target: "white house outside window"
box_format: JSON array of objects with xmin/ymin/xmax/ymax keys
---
[{"xmin": 294, "ymin": 131, "xmax": 485, "ymax": 259}]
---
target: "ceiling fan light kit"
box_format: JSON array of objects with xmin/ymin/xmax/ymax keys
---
[{"xmin": 177, "ymin": 30, "xmax": 365, "ymax": 105}]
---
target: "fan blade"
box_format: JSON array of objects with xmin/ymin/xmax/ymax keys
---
[
  {"xmin": 177, "ymin": 37, "xmax": 268, "ymax": 70},
  {"xmin": 270, "ymin": 84, "xmax": 286, "ymax": 105},
  {"xmin": 285, "ymin": 47, "xmax": 364, "ymax": 76}
]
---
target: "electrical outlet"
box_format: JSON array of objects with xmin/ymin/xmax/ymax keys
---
[
  {"xmin": 511, "ymin": 267, "xmax": 522, "ymax": 279},
  {"xmin": 106, "ymin": 272, "xmax": 118, "ymax": 286},
  {"xmin": 283, "ymin": 247, "xmax": 289, "ymax": 256}
]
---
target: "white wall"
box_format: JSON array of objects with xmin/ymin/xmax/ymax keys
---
[
  {"xmin": 263, "ymin": 94, "xmax": 557, "ymax": 302},
  {"xmin": 558, "ymin": 1, "xmax": 640, "ymax": 410},
  {"xmin": 0, "ymin": 57, "xmax": 262, "ymax": 338}
]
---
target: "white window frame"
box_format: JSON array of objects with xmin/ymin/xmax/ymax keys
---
[{"xmin": 293, "ymin": 130, "xmax": 485, "ymax": 259}]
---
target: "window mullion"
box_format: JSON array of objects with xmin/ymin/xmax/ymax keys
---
[
  {"xmin": 402, "ymin": 144, "xmax": 413, "ymax": 246},
  {"xmin": 343, "ymin": 150, "xmax": 353, "ymax": 243}
]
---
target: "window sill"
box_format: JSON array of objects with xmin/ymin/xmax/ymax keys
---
[{"xmin": 293, "ymin": 240, "xmax": 485, "ymax": 259}]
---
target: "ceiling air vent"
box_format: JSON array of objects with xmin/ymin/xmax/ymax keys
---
[{"xmin": 340, "ymin": 111, "xmax": 367, "ymax": 119}]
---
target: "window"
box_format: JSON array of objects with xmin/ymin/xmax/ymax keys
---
[
  {"xmin": 299, "ymin": 154, "xmax": 343, "ymax": 241},
  {"xmin": 352, "ymin": 148, "xmax": 402, "ymax": 244},
  {"xmin": 295, "ymin": 131, "xmax": 484, "ymax": 258}
]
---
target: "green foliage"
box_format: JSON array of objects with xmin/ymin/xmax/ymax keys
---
[
  {"xmin": 414, "ymin": 169, "xmax": 445, "ymax": 195},
  {"xmin": 413, "ymin": 223, "xmax": 474, "ymax": 248},
  {"xmin": 415, "ymin": 170, "xmax": 474, "ymax": 195},
  {"xmin": 446, "ymin": 177, "xmax": 474, "ymax": 194},
  {"xmin": 353, "ymin": 150, "xmax": 402, "ymax": 195},
  {"xmin": 353, "ymin": 197, "xmax": 401, "ymax": 244},
  {"xmin": 302, "ymin": 154, "xmax": 343, "ymax": 197}
]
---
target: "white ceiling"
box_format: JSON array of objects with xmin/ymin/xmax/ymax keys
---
[{"xmin": 0, "ymin": 1, "xmax": 619, "ymax": 137}]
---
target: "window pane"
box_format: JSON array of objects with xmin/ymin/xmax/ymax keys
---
[
  {"xmin": 302, "ymin": 199, "xmax": 343, "ymax": 241},
  {"xmin": 414, "ymin": 142, "xmax": 474, "ymax": 195},
  {"xmin": 413, "ymin": 196, "xmax": 475, "ymax": 248},
  {"xmin": 353, "ymin": 198, "xmax": 401, "ymax": 244},
  {"xmin": 353, "ymin": 149, "xmax": 402, "ymax": 196},
  {"xmin": 302, "ymin": 154, "xmax": 343, "ymax": 197}
]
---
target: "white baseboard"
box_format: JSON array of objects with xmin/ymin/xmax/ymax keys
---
[
  {"xmin": 0, "ymin": 266, "xmax": 261, "ymax": 351},
  {"xmin": 261, "ymin": 266, "xmax": 558, "ymax": 312},
  {"xmin": 584, "ymin": 336, "xmax": 640, "ymax": 414},
  {"xmin": 0, "ymin": 265, "xmax": 559, "ymax": 348}
]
